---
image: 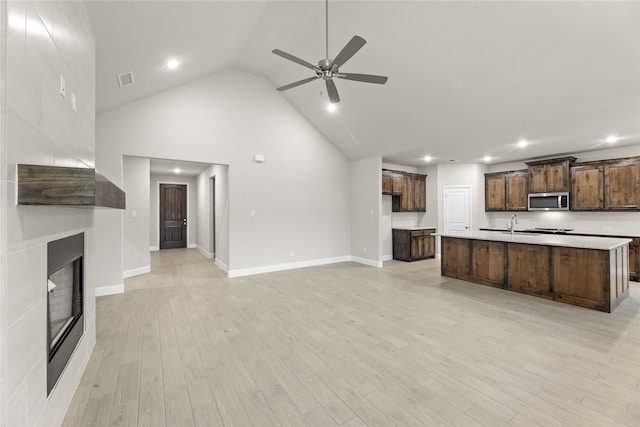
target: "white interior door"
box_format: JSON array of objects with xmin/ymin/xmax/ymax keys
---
[{"xmin": 444, "ymin": 186, "xmax": 471, "ymax": 234}]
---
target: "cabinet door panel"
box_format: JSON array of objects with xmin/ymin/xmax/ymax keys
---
[
  {"xmin": 604, "ymin": 161, "xmax": 640, "ymax": 210},
  {"xmin": 508, "ymin": 243, "xmax": 550, "ymax": 293},
  {"xmin": 414, "ymin": 175, "xmax": 426, "ymax": 211},
  {"xmin": 553, "ymin": 247, "xmax": 606, "ymax": 302},
  {"xmin": 547, "ymin": 163, "xmax": 567, "ymax": 192},
  {"xmin": 528, "ymin": 165, "xmax": 547, "ymax": 193},
  {"xmin": 571, "ymin": 165, "xmax": 604, "ymax": 210},
  {"xmin": 485, "ymin": 175, "xmax": 506, "ymax": 211},
  {"xmin": 441, "ymin": 237, "xmax": 471, "ymax": 276},
  {"xmin": 505, "ymin": 173, "xmax": 528, "ymax": 210},
  {"xmin": 472, "ymin": 240, "xmax": 506, "ymax": 287},
  {"xmin": 382, "ymin": 174, "xmax": 392, "ymax": 194}
]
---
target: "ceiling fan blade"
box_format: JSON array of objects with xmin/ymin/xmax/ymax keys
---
[
  {"xmin": 276, "ymin": 76, "xmax": 319, "ymax": 91},
  {"xmin": 332, "ymin": 35, "xmax": 366, "ymax": 68},
  {"xmin": 326, "ymin": 79, "xmax": 340, "ymax": 103},
  {"xmin": 336, "ymin": 73, "xmax": 388, "ymax": 84},
  {"xmin": 272, "ymin": 49, "xmax": 319, "ymax": 71}
]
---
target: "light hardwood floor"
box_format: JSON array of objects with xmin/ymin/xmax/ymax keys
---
[{"xmin": 63, "ymin": 249, "xmax": 640, "ymax": 426}]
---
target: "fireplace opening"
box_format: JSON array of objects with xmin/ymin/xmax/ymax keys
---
[{"xmin": 47, "ymin": 233, "xmax": 84, "ymax": 396}]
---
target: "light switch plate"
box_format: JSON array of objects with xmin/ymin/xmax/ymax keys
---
[{"xmin": 71, "ymin": 93, "xmax": 77, "ymax": 112}]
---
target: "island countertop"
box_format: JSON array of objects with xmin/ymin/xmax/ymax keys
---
[
  {"xmin": 392, "ymin": 226, "xmax": 437, "ymax": 231},
  {"xmin": 437, "ymin": 230, "xmax": 630, "ymax": 251}
]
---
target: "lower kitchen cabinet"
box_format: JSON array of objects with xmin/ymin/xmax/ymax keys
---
[{"xmin": 392, "ymin": 228, "xmax": 436, "ymax": 261}]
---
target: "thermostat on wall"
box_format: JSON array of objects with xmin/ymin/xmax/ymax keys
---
[{"xmin": 254, "ymin": 154, "xmax": 265, "ymax": 163}]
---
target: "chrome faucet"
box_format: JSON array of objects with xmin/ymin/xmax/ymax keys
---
[{"xmin": 510, "ymin": 214, "xmax": 518, "ymax": 236}]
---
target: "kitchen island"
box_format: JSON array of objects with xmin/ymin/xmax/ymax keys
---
[{"xmin": 440, "ymin": 231, "xmax": 630, "ymax": 312}]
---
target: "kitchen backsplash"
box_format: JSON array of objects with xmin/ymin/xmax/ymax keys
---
[{"xmin": 485, "ymin": 210, "xmax": 640, "ymax": 235}]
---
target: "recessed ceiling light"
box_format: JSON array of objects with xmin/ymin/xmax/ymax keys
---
[
  {"xmin": 483, "ymin": 155, "xmax": 492, "ymax": 162},
  {"xmin": 327, "ymin": 103, "xmax": 336, "ymax": 112},
  {"xmin": 517, "ymin": 139, "xmax": 528, "ymax": 148},
  {"xmin": 423, "ymin": 155, "xmax": 432, "ymax": 162},
  {"xmin": 605, "ymin": 135, "xmax": 618, "ymax": 143},
  {"xmin": 167, "ymin": 59, "xmax": 179, "ymax": 69},
  {"xmin": 174, "ymin": 168, "xmax": 181, "ymax": 174}
]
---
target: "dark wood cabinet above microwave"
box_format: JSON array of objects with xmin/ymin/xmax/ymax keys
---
[{"xmin": 525, "ymin": 157, "xmax": 576, "ymax": 193}]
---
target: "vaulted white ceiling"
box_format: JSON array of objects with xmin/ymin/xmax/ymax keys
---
[{"xmin": 86, "ymin": 1, "xmax": 640, "ymax": 166}]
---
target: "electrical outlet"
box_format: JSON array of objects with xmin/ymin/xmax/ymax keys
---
[
  {"xmin": 363, "ymin": 247, "xmax": 367, "ymax": 253},
  {"xmin": 59, "ymin": 75, "xmax": 66, "ymax": 98},
  {"xmin": 132, "ymin": 210, "xmax": 137, "ymax": 218},
  {"xmin": 250, "ymin": 210, "xmax": 255, "ymax": 217},
  {"xmin": 289, "ymin": 250, "xmax": 294, "ymax": 257}
]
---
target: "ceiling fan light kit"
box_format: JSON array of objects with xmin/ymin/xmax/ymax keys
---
[{"xmin": 272, "ymin": 0, "xmax": 388, "ymax": 103}]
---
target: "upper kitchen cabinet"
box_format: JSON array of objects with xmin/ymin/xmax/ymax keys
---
[
  {"xmin": 383, "ymin": 169, "xmax": 427, "ymax": 212},
  {"xmin": 571, "ymin": 163, "xmax": 604, "ymax": 210},
  {"xmin": 506, "ymin": 171, "xmax": 529, "ymax": 210},
  {"xmin": 526, "ymin": 157, "xmax": 576, "ymax": 193},
  {"xmin": 484, "ymin": 170, "xmax": 528, "ymax": 211},
  {"xmin": 382, "ymin": 170, "xmax": 402, "ymax": 196},
  {"xmin": 485, "ymin": 173, "xmax": 506, "ymax": 211},
  {"xmin": 604, "ymin": 158, "xmax": 640, "ymax": 210}
]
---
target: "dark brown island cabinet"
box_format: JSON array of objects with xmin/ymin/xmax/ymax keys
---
[
  {"xmin": 392, "ymin": 228, "xmax": 436, "ymax": 261},
  {"xmin": 441, "ymin": 234, "xmax": 630, "ymax": 312}
]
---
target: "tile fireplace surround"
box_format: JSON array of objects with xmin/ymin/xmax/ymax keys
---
[{"xmin": 1, "ymin": 1, "xmax": 98, "ymax": 426}]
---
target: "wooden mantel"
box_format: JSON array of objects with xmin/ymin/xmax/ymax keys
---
[{"xmin": 18, "ymin": 164, "xmax": 126, "ymax": 209}]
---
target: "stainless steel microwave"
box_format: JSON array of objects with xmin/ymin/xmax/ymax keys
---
[{"xmin": 528, "ymin": 192, "xmax": 569, "ymax": 211}]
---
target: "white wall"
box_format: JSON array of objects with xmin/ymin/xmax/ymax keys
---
[
  {"xmin": 196, "ymin": 166, "xmax": 213, "ymax": 257},
  {"xmin": 195, "ymin": 164, "xmax": 229, "ymax": 269},
  {"xmin": 485, "ymin": 145, "xmax": 640, "ymax": 235},
  {"xmin": 122, "ymin": 156, "xmax": 150, "ymax": 276},
  {"xmin": 1, "ymin": 1, "xmax": 97, "ymax": 425},
  {"xmin": 352, "ymin": 157, "xmax": 382, "ymax": 266},
  {"xmin": 150, "ymin": 174, "xmax": 197, "ymax": 249},
  {"xmin": 94, "ymin": 68, "xmax": 351, "ymax": 284}
]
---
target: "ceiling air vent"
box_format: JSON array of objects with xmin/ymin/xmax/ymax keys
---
[{"xmin": 117, "ymin": 71, "xmax": 135, "ymax": 88}]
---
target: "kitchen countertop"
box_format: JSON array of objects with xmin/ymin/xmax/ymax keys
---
[
  {"xmin": 437, "ymin": 230, "xmax": 631, "ymax": 250},
  {"xmin": 480, "ymin": 227, "xmax": 640, "ymax": 238},
  {"xmin": 392, "ymin": 226, "xmax": 437, "ymax": 230}
]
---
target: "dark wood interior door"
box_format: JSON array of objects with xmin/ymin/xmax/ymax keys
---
[{"xmin": 160, "ymin": 184, "xmax": 187, "ymax": 249}]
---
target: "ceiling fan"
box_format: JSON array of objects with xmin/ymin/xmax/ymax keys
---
[{"xmin": 272, "ymin": 0, "xmax": 388, "ymax": 104}]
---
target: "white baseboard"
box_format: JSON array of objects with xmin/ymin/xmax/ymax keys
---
[
  {"xmin": 188, "ymin": 243, "xmax": 196, "ymax": 249},
  {"xmin": 123, "ymin": 265, "xmax": 150, "ymax": 279},
  {"xmin": 382, "ymin": 254, "xmax": 393, "ymax": 261},
  {"xmin": 95, "ymin": 284, "xmax": 124, "ymax": 297},
  {"xmin": 228, "ymin": 256, "xmax": 352, "ymax": 278},
  {"xmin": 215, "ymin": 258, "xmax": 229, "ymax": 272},
  {"xmin": 351, "ymin": 256, "xmax": 383, "ymax": 268},
  {"xmin": 196, "ymin": 245, "xmax": 214, "ymax": 259},
  {"xmin": 149, "ymin": 246, "xmax": 159, "ymax": 251}
]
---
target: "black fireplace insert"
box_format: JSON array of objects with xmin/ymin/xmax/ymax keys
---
[{"xmin": 47, "ymin": 233, "xmax": 84, "ymax": 395}]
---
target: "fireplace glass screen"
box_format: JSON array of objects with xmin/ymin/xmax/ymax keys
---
[
  {"xmin": 47, "ymin": 232, "xmax": 84, "ymax": 395},
  {"xmin": 48, "ymin": 259, "xmax": 82, "ymax": 351}
]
